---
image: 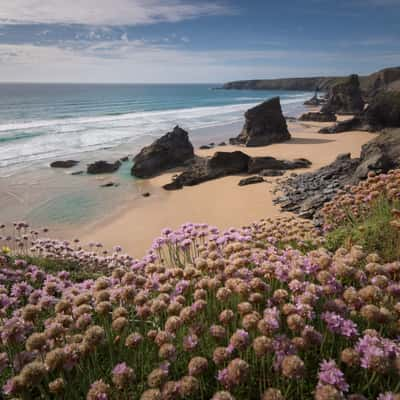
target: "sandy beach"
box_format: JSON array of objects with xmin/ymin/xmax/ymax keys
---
[{"xmin": 78, "ymin": 116, "xmax": 376, "ymax": 257}]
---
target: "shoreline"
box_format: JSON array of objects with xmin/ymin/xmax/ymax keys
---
[{"xmin": 76, "ymin": 116, "xmax": 376, "ymax": 258}]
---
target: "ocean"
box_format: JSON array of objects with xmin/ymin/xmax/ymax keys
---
[{"xmin": 0, "ymin": 83, "xmax": 312, "ymax": 176}]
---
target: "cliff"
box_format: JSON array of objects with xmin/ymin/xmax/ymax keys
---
[{"xmin": 221, "ymin": 66, "xmax": 400, "ymax": 95}]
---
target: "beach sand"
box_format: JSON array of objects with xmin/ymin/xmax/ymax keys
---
[{"xmin": 78, "ymin": 118, "xmax": 376, "ymax": 258}]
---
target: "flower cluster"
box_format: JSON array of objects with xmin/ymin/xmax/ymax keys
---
[
  {"xmin": 322, "ymin": 170, "xmax": 400, "ymax": 229},
  {"xmin": 1, "ymin": 178, "xmax": 400, "ymax": 399}
]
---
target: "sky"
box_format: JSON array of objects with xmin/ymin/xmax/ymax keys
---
[{"xmin": 0, "ymin": 0, "xmax": 399, "ymax": 83}]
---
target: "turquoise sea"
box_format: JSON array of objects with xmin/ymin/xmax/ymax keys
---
[{"xmin": 0, "ymin": 83, "xmax": 312, "ymax": 176}]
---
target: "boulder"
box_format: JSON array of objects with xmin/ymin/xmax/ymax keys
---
[
  {"xmin": 318, "ymin": 117, "xmax": 363, "ymax": 134},
  {"xmin": 353, "ymin": 129, "xmax": 400, "ymax": 180},
  {"xmin": 87, "ymin": 160, "xmax": 121, "ymax": 174},
  {"xmin": 131, "ymin": 126, "xmax": 194, "ymax": 178},
  {"xmin": 248, "ymin": 157, "xmax": 311, "ymax": 174},
  {"xmin": 229, "ymin": 97, "xmax": 291, "ymax": 146},
  {"xmin": 299, "ymin": 112, "xmax": 337, "ymax": 122},
  {"xmin": 163, "ymin": 151, "xmax": 250, "ymax": 190},
  {"xmin": 50, "ymin": 160, "xmax": 79, "ymax": 168},
  {"xmin": 199, "ymin": 145, "xmax": 212, "ymax": 150},
  {"xmin": 321, "ymin": 74, "xmax": 365, "ymax": 115},
  {"xmin": 208, "ymin": 151, "xmax": 250, "ymax": 174},
  {"xmin": 238, "ymin": 176, "xmax": 264, "ymax": 186}
]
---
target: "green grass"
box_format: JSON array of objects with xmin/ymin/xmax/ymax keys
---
[
  {"xmin": 22, "ymin": 256, "xmax": 102, "ymax": 282},
  {"xmin": 325, "ymin": 196, "xmax": 400, "ymax": 261}
]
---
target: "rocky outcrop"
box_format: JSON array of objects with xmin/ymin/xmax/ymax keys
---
[
  {"xmin": 318, "ymin": 117, "xmax": 363, "ymax": 134},
  {"xmin": 362, "ymin": 66, "xmax": 400, "ymax": 99},
  {"xmin": 274, "ymin": 153, "xmax": 360, "ymax": 221},
  {"xmin": 362, "ymin": 91, "xmax": 400, "ymax": 130},
  {"xmin": 304, "ymin": 94, "xmax": 325, "ymax": 106},
  {"xmin": 222, "ymin": 77, "xmax": 341, "ymax": 91},
  {"xmin": 248, "ymin": 157, "xmax": 311, "ymax": 174},
  {"xmin": 163, "ymin": 151, "xmax": 311, "ymax": 190},
  {"xmin": 163, "ymin": 151, "xmax": 250, "ymax": 190},
  {"xmin": 221, "ymin": 67, "xmax": 400, "ymax": 95},
  {"xmin": 321, "ymin": 74, "xmax": 365, "ymax": 115},
  {"xmin": 274, "ymin": 128, "xmax": 400, "ymax": 222},
  {"xmin": 229, "ymin": 97, "xmax": 291, "ymax": 147},
  {"xmin": 319, "ymin": 91, "xmax": 400, "ymax": 133},
  {"xmin": 50, "ymin": 160, "xmax": 79, "ymax": 168},
  {"xmin": 238, "ymin": 176, "xmax": 264, "ymax": 186},
  {"xmin": 87, "ymin": 160, "xmax": 121, "ymax": 174},
  {"xmin": 353, "ymin": 129, "xmax": 400, "ymax": 180},
  {"xmin": 299, "ymin": 112, "xmax": 337, "ymax": 122},
  {"xmin": 131, "ymin": 126, "xmax": 194, "ymax": 178}
]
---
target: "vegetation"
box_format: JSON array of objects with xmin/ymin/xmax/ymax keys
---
[{"xmin": 1, "ymin": 171, "xmax": 400, "ymax": 400}]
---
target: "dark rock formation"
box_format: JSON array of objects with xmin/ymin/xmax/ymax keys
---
[
  {"xmin": 319, "ymin": 92, "xmax": 400, "ymax": 133},
  {"xmin": 238, "ymin": 176, "xmax": 264, "ymax": 186},
  {"xmin": 163, "ymin": 151, "xmax": 251, "ymax": 190},
  {"xmin": 71, "ymin": 170, "xmax": 84, "ymax": 176},
  {"xmin": 274, "ymin": 153, "xmax": 360, "ymax": 222},
  {"xmin": 199, "ymin": 145, "xmax": 212, "ymax": 150},
  {"xmin": 50, "ymin": 160, "xmax": 79, "ymax": 168},
  {"xmin": 218, "ymin": 142, "xmax": 227, "ymax": 146},
  {"xmin": 230, "ymin": 97, "xmax": 291, "ymax": 147},
  {"xmin": 120, "ymin": 156, "xmax": 129, "ymax": 162},
  {"xmin": 221, "ymin": 67, "xmax": 400, "ymax": 95},
  {"xmin": 299, "ymin": 112, "xmax": 337, "ymax": 122},
  {"xmin": 208, "ymin": 151, "xmax": 250, "ymax": 173},
  {"xmin": 318, "ymin": 117, "xmax": 363, "ymax": 134},
  {"xmin": 131, "ymin": 126, "xmax": 194, "ymax": 178},
  {"xmin": 87, "ymin": 160, "xmax": 121, "ymax": 174},
  {"xmin": 275, "ymin": 129, "xmax": 400, "ymax": 222},
  {"xmin": 248, "ymin": 157, "xmax": 311, "ymax": 174},
  {"xmin": 142, "ymin": 192, "xmax": 151, "ymax": 197},
  {"xmin": 353, "ymin": 129, "xmax": 400, "ymax": 180},
  {"xmin": 362, "ymin": 66, "xmax": 400, "ymax": 99},
  {"xmin": 321, "ymin": 74, "xmax": 365, "ymax": 115},
  {"xmin": 362, "ymin": 91, "xmax": 400, "ymax": 130},
  {"xmin": 304, "ymin": 94, "xmax": 325, "ymax": 106},
  {"xmin": 222, "ymin": 77, "xmax": 342, "ymax": 91},
  {"xmin": 163, "ymin": 151, "xmax": 311, "ymax": 190}
]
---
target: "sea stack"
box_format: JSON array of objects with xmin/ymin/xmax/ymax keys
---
[
  {"xmin": 230, "ymin": 97, "xmax": 291, "ymax": 147},
  {"xmin": 131, "ymin": 125, "xmax": 194, "ymax": 178},
  {"xmin": 321, "ymin": 74, "xmax": 364, "ymax": 115}
]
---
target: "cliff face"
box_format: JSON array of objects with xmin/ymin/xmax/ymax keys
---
[
  {"xmin": 222, "ymin": 66, "xmax": 400, "ymax": 95},
  {"xmin": 222, "ymin": 77, "xmax": 339, "ymax": 91}
]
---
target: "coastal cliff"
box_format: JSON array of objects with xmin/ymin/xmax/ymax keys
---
[{"xmin": 222, "ymin": 66, "xmax": 400, "ymax": 95}]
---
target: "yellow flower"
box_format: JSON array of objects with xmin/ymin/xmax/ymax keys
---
[{"xmin": 1, "ymin": 246, "xmax": 11, "ymax": 255}]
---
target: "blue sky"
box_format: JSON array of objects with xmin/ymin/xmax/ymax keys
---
[{"xmin": 0, "ymin": 0, "xmax": 399, "ymax": 83}]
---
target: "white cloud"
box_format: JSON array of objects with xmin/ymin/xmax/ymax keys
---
[
  {"xmin": 0, "ymin": 40, "xmax": 399, "ymax": 83},
  {"xmin": 0, "ymin": 0, "xmax": 233, "ymax": 26}
]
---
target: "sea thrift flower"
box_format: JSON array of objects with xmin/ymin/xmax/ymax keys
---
[
  {"xmin": 188, "ymin": 356, "xmax": 208, "ymax": 376},
  {"xmin": 281, "ymin": 355, "xmax": 305, "ymax": 379},
  {"xmin": 112, "ymin": 362, "xmax": 135, "ymax": 389},
  {"xmin": 322, "ymin": 312, "xmax": 358, "ymax": 337},
  {"xmin": 87, "ymin": 379, "xmax": 110, "ymax": 400},
  {"xmin": 317, "ymin": 360, "xmax": 349, "ymax": 392}
]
